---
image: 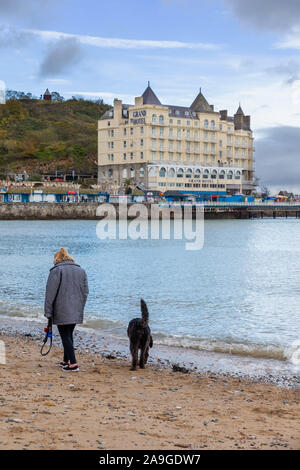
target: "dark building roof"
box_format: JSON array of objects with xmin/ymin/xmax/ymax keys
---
[
  {"xmin": 190, "ymin": 89, "xmax": 212, "ymax": 112},
  {"xmin": 167, "ymin": 105, "xmax": 198, "ymax": 119},
  {"xmin": 142, "ymin": 83, "xmax": 161, "ymax": 105},
  {"xmin": 235, "ymin": 104, "xmax": 244, "ymax": 115}
]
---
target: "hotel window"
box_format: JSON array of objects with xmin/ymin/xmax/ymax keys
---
[
  {"xmin": 108, "ymin": 142, "xmax": 111, "ymax": 149},
  {"xmin": 177, "ymin": 142, "xmax": 181, "ymax": 151},
  {"xmin": 130, "ymin": 152, "xmax": 133, "ymax": 160},
  {"xmin": 122, "ymin": 169, "xmax": 127, "ymax": 178},
  {"xmin": 140, "ymin": 139, "xmax": 144, "ymax": 147},
  {"xmin": 123, "ymin": 128, "xmax": 127, "ymax": 136},
  {"xmin": 139, "ymin": 168, "xmax": 145, "ymax": 177},
  {"xmin": 235, "ymin": 171, "xmax": 241, "ymax": 180},
  {"xmin": 194, "ymin": 169, "xmax": 201, "ymax": 179},
  {"xmin": 160, "ymin": 140, "xmax": 164, "ymax": 150},
  {"xmin": 169, "ymin": 168, "xmax": 175, "ymax": 178},
  {"xmin": 177, "ymin": 119, "xmax": 181, "ymax": 125},
  {"xmin": 219, "ymin": 140, "xmax": 222, "ymax": 147},
  {"xmin": 159, "ymin": 167, "xmax": 166, "ymax": 177},
  {"xmin": 152, "ymin": 139, "xmax": 156, "ymax": 149},
  {"xmin": 194, "ymin": 121, "xmax": 198, "ymax": 126},
  {"xmin": 140, "ymin": 152, "xmax": 144, "ymax": 159},
  {"xmin": 176, "ymin": 183, "xmax": 183, "ymax": 187},
  {"xmin": 140, "ymin": 127, "xmax": 144, "ymax": 134},
  {"xmin": 227, "ymin": 171, "xmax": 233, "ymax": 180},
  {"xmin": 108, "ymin": 169, "xmax": 113, "ymax": 178},
  {"xmin": 187, "ymin": 120, "xmax": 190, "ymax": 125},
  {"xmin": 219, "ymin": 151, "xmax": 222, "ymax": 158},
  {"xmin": 175, "ymin": 110, "xmax": 180, "ymax": 116},
  {"xmin": 160, "ymin": 152, "xmax": 163, "ymax": 161},
  {"xmin": 203, "ymin": 170, "xmax": 209, "ymax": 179},
  {"xmin": 194, "ymin": 142, "xmax": 199, "ymax": 151},
  {"xmin": 242, "ymin": 149, "xmax": 245, "ymax": 157},
  {"xmin": 177, "ymin": 129, "xmax": 181, "ymax": 138},
  {"xmin": 123, "ymin": 141, "xmax": 127, "ymax": 148},
  {"xmin": 159, "ymin": 115, "xmax": 164, "ymax": 124},
  {"xmin": 169, "ymin": 128, "xmax": 173, "ymax": 138},
  {"xmin": 152, "ymin": 114, "xmax": 156, "ymax": 123},
  {"xmin": 186, "ymin": 169, "xmax": 192, "ymax": 178},
  {"xmin": 219, "ymin": 170, "xmax": 225, "ymax": 179},
  {"xmin": 108, "ymin": 121, "xmax": 110, "ymax": 126},
  {"xmin": 204, "ymin": 119, "xmax": 209, "ymax": 129},
  {"xmin": 187, "ymin": 130, "xmax": 190, "ymax": 139},
  {"xmin": 151, "ymin": 152, "xmax": 155, "ymax": 161},
  {"xmin": 211, "ymin": 120, "xmax": 215, "ymax": 129},
  {"xmin": 169, "ymin": 119, "xmax": 173, "ymax": 124},
  {"xmin": 235, "ymin": 149, "xmax": 239, "ymax": 157},
  {"xmin": 204, "ymin": 131, "xmax": 208, "ymax": 140},
  {"xmin": 211, "ymin": 170, "xmax": 217, "ymax": 179},
  {"xmin": 152, "ymin": 127, "xmax": 156, "ymax": 137},
  {"xmin": 211, "ymin": 143, "xmax": 215, "ymax": 152},
  {"xmin": 130, "ymin": 128, "xmax": 133, "ymax": 135},
  {"xmin": 123, "ymin": 153, "xmax": 126, "ymax": 160},
  {"xmin": 169, "ymin": 142, "xmax": 173, "ymax": 151},
  {"xmin": 160, "ymin": 127, "xmax": 164, "ymax": 136},
  {"xmin": 185, "ymin": 111, "xmax": 189, "ymax": 117},
  {"xmin": 219, "ymin": 124, "xmax": 222, "ymax": 130},
  {"xmin": 111, "ymin": 155, "xmax": 114, "ymax": 161},
  {"xmin": 177, "ymin": 169, "xmax": 184, "ymax": 178},
  {"xmin": 107, "ymin": 154, "xmax": 110, "ymax": 161},
  {"xmin": 204, "ymin": 143, "xmax": 208, "ymax": 152},
  {"xmin": 211, "ymin": 132, "xmax": 215, "ymax": 141},
  {"xmin": 111, "ymin": 142, "xmax": 114, "ymax": 149},
  {"xmin": 186, "ymin": 142, "xmax": 190, "ymax": 151},
  {"xmin": 235, "ymin": 137, "xmax": 239, "ymax": 145},
  {"xmin": 177, "ymin": 153, "xmax": 181, "ymax": 161},
  {"xmin": 227, "ymin": 136, "xmax": 232, "ymax": 145}
]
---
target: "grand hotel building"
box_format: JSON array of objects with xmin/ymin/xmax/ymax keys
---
[{"xmin": 98, "ymin": 84, "xmax": 255, "ymax": 196}]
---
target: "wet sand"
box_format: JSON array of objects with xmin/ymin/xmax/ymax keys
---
[{"xmin": 0, "ymin": 331, "xmax": 299, "ymax": 450}]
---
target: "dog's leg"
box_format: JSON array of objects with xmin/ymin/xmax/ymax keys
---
[
  {"xmin": 130, "ymin": 344, "xmax": 138, "ymax": 371},
  {"xmin": 139, "ymin": 347, "xmax": 148, "ymax": 368}
]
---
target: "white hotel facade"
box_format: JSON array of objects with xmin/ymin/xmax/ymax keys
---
[{"xmin": 98, "ymin": 84, "xmax": 255, "ymax": 196}]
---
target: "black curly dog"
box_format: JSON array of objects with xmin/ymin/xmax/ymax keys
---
[{"xmin": 127, "ymin": 299, "xmax": 153, "ymax": 371}]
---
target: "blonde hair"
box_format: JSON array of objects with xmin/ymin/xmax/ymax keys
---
[{"xmin": 54, "ymin": 247, "xmax": 75, "ymax": 265}]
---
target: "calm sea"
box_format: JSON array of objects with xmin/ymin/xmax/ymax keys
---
[{"xmin": 0, "ymin": 219, "xmax": 300, "ymax": 367}]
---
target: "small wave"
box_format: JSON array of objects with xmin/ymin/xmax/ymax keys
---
[{"xmin": 153, "ymin": 332, "xmax": 287, "ymax": 361}]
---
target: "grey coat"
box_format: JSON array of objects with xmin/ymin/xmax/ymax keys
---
[{"xmin": 44, "ymin": 260, "xmax": 89, "ymax": 325}]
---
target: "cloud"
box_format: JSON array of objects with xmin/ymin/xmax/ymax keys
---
[
  {"xmin": 26, "ymin": 28, "xmax": 223, "ymax": 50},
  {"xmin": 255, "ymin": 126, "xmax": 300, "ymax": 187},
  {"xmin": 0, "ymin": 25, "xmax": 32, "ymax": 48},
  {"xmin": 224, "ymin": 0, "xmax": 300, "ymax": 33},
  {"xmin": 265, "ymin": 60, "xmax": 300, "ymax": 85},
  {"xmin": 276, "ymin": 27, "xmax": 300, "ymax": 50},
  {"xmin": 39, "ymin": 37, "xmax": 82, "ymax": 76}
]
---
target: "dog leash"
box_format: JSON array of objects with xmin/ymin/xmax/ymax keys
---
[{"xmin": 40, "ymin": 318, "xmax": 53, "ymax": 356}]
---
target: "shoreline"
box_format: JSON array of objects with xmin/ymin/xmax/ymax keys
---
[
  {"xmin": 0, "ymin": 330, "xmax": 299, "ymax": 450},
  {"xmin": 0, "ymin": 315, "xmax": 299, "ymax": 388}
]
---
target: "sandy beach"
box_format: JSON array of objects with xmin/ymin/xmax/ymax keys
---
[{"xmin": 0, "ymin": 327, "xmax": 299, "ymax": 450}]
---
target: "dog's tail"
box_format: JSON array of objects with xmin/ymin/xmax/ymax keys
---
[{"xmin": 141, "ymin": 298, "xmax": 149, "ymax": 324}]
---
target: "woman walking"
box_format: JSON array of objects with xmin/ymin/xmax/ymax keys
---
[{"xmin": 44, "ymin": 248, "xmax": 89, "ymax": 371}]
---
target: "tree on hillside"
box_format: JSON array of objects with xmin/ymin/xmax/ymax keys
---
[
  {"xmin": 51, "ymin": 91, "xmax": 65, "ymax": 102},
  {"xmin": 5, "ymin": 90, "xmax": 38, "ymax": 100}
]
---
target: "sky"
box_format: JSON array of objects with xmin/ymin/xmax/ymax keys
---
[{"xmin": 0, "ymin": 0, "xmax": 300, "ymax": 192}]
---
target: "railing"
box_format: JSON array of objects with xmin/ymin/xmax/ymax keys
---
[{"xmin": 159, "ymin": 201, "xmax": 300, "ymax": 208}]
